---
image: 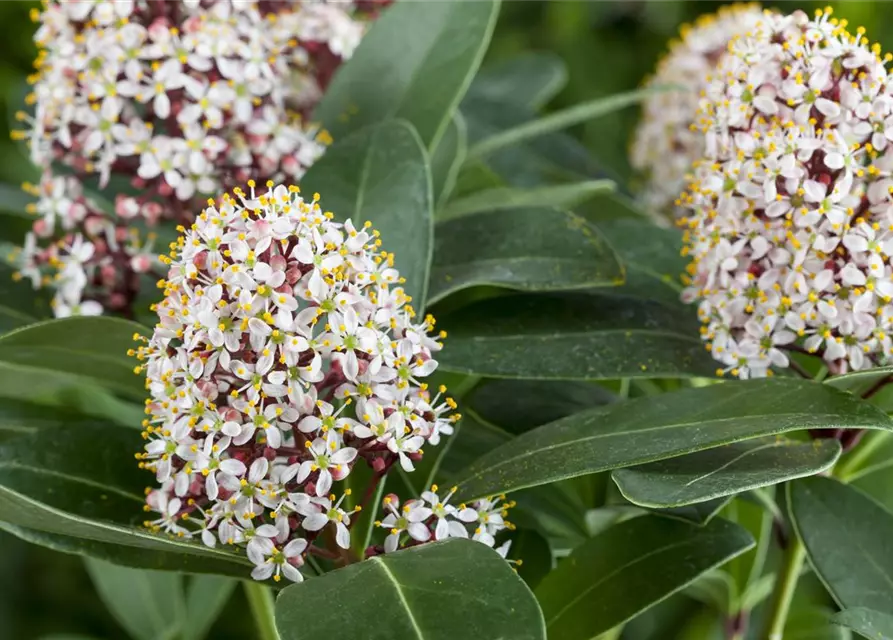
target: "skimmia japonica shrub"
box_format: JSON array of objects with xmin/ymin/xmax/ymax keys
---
[
  {"xmin": 11, "ymin": 0, "xmax": 383, "ymax": 318},
  {"xmin": 133, "ymin": 182, "xmax": 512, "ymax": 582},
  {"xmin": 6, "ymin": 1, "xmax": 893, "ymax": 639}
]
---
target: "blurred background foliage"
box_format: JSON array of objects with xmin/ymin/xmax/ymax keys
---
[{"xmin": 2, "ymin": 1, "xmax": 893, "ymax": 638}]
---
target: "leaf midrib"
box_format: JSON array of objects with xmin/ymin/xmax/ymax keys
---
[
  {"xmin": 455, "ymin": 394, "xmax": 888, "ymax": 499},
  {"xmin": 0, "ymin": 460, "xmax": 144, "ymax": 502},
  {"xmin": 370, "ymin": 556, "xmax": 426, "ymax": 640}
]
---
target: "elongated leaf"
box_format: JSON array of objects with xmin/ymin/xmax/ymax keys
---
[
  {"xmin": 465, "ymin": 379, "xmax": 616, "ymax": 435},
  {"xmin": 0, "ymin": 522, "xmax": 249, "ymax": 578},
  {"xmin": 535, "ymin": 516, "xmax": 754, "ymax": 640},
  {"xmin": 790, "ymin": 477, "xmax": 893, "ymax": 612},
  {"xmin": 275, "ymin": 539, "xmax": 546, "ymax": 640},
  {"xmin": 468, "ymin": 87, "xmax": 663, "ymax": 161},
  {"xmin": 429, "ymin": 208, "xmax": 623, "ymax": 305},
  {"xmin": 432, "ymin": 112, "xmax": 467, "ymax": 209},
  {"xmin": 0, "ymin": 425, "xmax": 252, "ymax": 577},
  {"xmin": 0, "ymin": 316, "xmax": 148, "ymax": 400},
  {"xmin": 452, "ymin": 379, "xmax": 892, "ymax": 501},
  {"xmin": 613, "ymin": 438, "xmax": 842, "ymax": 508},
  {"xmin": 460, "ymin": 97, "xmax": 607, "ymax": 187},
  {"xmin": 833, "ymin": 608, "xmax": 893, "ymax": 640},
  {"xmin": 465, "ymin": 52, "xmax": 567, "ymax": 110},
  {"xmin": 657, "ymin": 497, "xmax": 732, "ymax": 526},
  {"xmin": 825, "ymin": 366, "xmax": 893, "ymax": 395},
  {"xmin": 436, "ymin": 292, "xmax": 717, "ymax": 380},
  {"xmin": 591, "ymin": 209, "xmax": 688, "ymax": 306},
  {"xmin": 183, "ymin": 576, "xmax": 237, "ymax": 640},
  {"xmin": 300, "ymin": 120, "xmax": 433, "ymax": 308},
  {"xmin": 439, "ymin": 180, "xmax": 615, "ymax": 221},
  {"xmin": 314, "ymin": 0, "xmax": 500, "ymax": 150},
  {"xmin": 85, "ymin": 558, "xmax": 185, "ymax": 640}
]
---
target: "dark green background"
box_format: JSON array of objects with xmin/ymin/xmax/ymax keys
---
[{"xmin": 2, "ymin": 2, "xmax": 891, "ymax": 638}]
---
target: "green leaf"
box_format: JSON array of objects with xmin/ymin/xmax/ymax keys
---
[
  {"xmin": 465, "ymin": 52, "xmax": 567, "ymax": 110},
  {"xmin": 275, "ymin": 539, "xmax": 546, "ymax": 640},
  {"xmin": 790, "ymin": 476, "xmax": 893, "ymax": 612},
  {"xmin": 460, "ymin": 98, "xmax": 607, "ymax": 187},
  {"xmin": 510, "ymin": 528, "xmax": 552, "ymax": 591},
  {"xmin": 436, "ymin": 292, "xmax": 717, "ymax": 380},
  {"xmin": 428, "ymin": 208, "xmax": 624, "ymax": 305},
  {"xmin": 657, "ymin": 497, "xmax": 732, "ymax": 526},
  {"xmin": 613, "ymin": 438, "xmax": 842, "ymax": 508},
  {"xmin": 431, "ymin": 112, "xmax": 467, "ymax": 209},
  {"xmin": 314, "ymin": 0, "xmax": 500, "ymax": 151},
  {"xmin": 183, "ymin": 576, "xmax": 237, "ymax": 640},
  {"xmin": 0, "ymin": 316, "xmax": 149, "ymax": 400},
  {"xmin": 534, "ymin": 515, "xmax": 754, "ymax": 640},
  {"xmin": 84, "ymin": 557, "xmax": 185, "ymax": 640},
  {"xmin": 825, "ymin": 366, "xmax": 893, "ymax": 395},
  {"xmin": 467, "ymin": 87, "xmax": 664, "ymax": 161},
  {"xmin": 438, "ymin": 180, "xmax": 615, "ymax": 221},
  {"xmin": 465, "ymin": 379, "xmax": 616, "ymax": 435},
  {"xmin": 591, "ymin": 208, "xmax": 688, "ymax": 306},
  {"xmin": 787, "ymin": 607, "xmax": 852, "ymax": 640},
  {"xmin": 0, "ymin": 425, "xmax": 252, "ymax": 577},
  {"xmin": 299, "ymin": 120, "xmax": 433, "ymax": 308},
  {"xmin": 832, "ymin": 608, "xmax": 893, "ymax": 640},
  {"xmin": 452, "ymin": 379, "xmax": 892, "ymax": 501}
]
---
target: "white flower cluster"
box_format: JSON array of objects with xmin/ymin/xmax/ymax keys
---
[
  {"xmin": 134, "ymin": 183, "xmax": 510, "ymax": 582},
  {"xmin": 631, "ymin": 3, "xmax": 764, "ymax": 220},
  {"xmin": 15, "ymin": 0, "xmax": 376, "ymax": 317},
  {"xmin": 681, "ymin": 7, "xmax": 893, "ymax": 378}
]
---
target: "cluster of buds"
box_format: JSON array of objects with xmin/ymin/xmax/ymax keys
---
[
  {"xmin": 681, "ymin": 8, "xmax": 893, "ymax": 378},
  {"xmin": 13, "ymin": 0, "xmax": 384, "ymax": 317},
  {"xmin": 631, "ymin": 3, "xmax": 764, "ymax": 220},
  {"xmin": 133, "ymin": 183, "xmax": 511, "ymax": 582}
]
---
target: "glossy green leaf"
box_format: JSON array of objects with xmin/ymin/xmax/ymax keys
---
[
  {"xmin": 613, "ymin": 438, "xmax": 842, "ymax": 508},
  {"xmin": 790, "ymin": 477, "xmax": 893, "ymax": 612},
  {"xmin": 452, "ymin": 379, "xmax": 892, "ymax": 501},
  {"xmin": 833, "ymin": 608, "xmax": 893, "ymax": 640},
  {"xmin": 465, "ymin": 379, "xmax": 616, "ymax": 435},
  {"xmin": 299, "ymin": 120, "xmax": 433, "ymax": 308},
  {"xmin": 84, "ymin": 558, "xmax": 184, "ymax": 640},
  {"xmin": 275, "ymin": 539, "xmax": 546, "ymax": 640},
  {"xmin": 436, "ymin": 292, "xmax": 716, "ymax": 380},
  {"xmin": 0, "ymin": 425, "xmax": 252, "ymax": 577},
  {"xmin": 438, "ymin": 180, "xmax": 615, "ymax": 221},
  {"xmin": 431, "ymin": 112, "xmax": 467, "ymax": 209},
  {"xmin": 0, "ymin": 316, "xmax": 149, "ymax": 400},
  {"xmin": 825, "ymin": 366, "xmax": 893, "ymax": 395},
  {"xmin": 183, "ymin": 576, "xmax": 237, "ymax": 640},
  {"xmin": 657, "ymin": 497, "xmax": 732, "ymax": 526},
  {"xmin": 465, "ymin": 52, "xmax": 567, "ymax": 110},
  {"xmin": 590, "ymin": 209, "xmax": 688, "ymax": 306},
  {"xmin": 468, "ymin": 87, "xmax": 665, "ymax": 161},
  {"xmin": 534, "ymin": 516, "xmax": 753, "ymax": 640},
  {"xmin": 314, "ymin": 0, "xmax": 500, "ymax": 150},
  {"xmin": 429, "ymin": 208, "xmax": 624, "ymax": 304},
  {"xmin": 460, "ymin": 98, "xmax": 607, "ymax": 187}
]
